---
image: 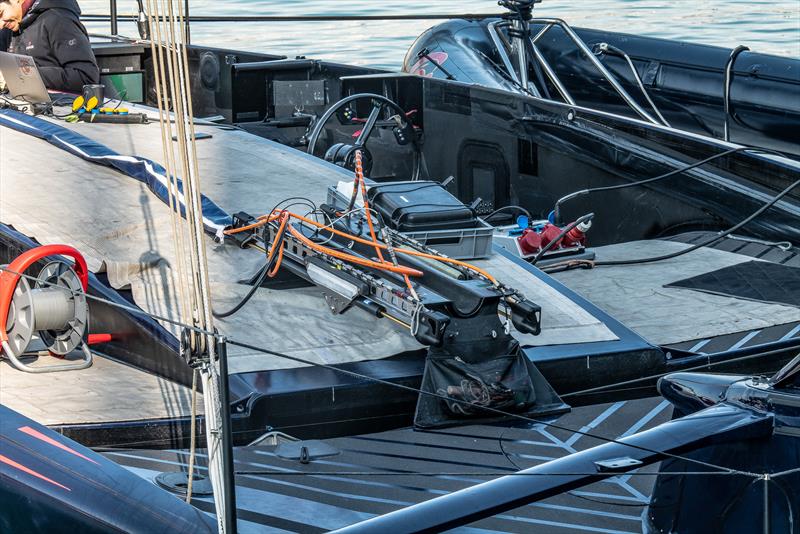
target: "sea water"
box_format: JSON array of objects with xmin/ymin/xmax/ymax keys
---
[{"xmin": 82, "ymin": 0, "xmax": 799, "ymax": 67}]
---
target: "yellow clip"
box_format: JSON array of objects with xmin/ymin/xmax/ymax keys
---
[
  {"xmin": 85, "ymin": 96, "xmax": 99, "ymax": 111},
  {"xmin": 71, "ymin": 95, "xmax": 85, "ymax": 112}
]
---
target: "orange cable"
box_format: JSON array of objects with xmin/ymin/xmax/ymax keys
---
[
  {"xmin": 267, "ymin": 212, "xmax": 289, "ymax": 277},
  {"xmin": 223, "ymin": 212, "xmax": 282, "ymax": 235},
  {"xmin": 286, "ymin": 223, "xmax": 423, "ymax": 277},
  {"xmin": 281, "ymin": 211, "xmax": 497, "ymax": 284},
  {"xmin": 222, "ymin": 203, "xmax": 494, "ymax": 284},
  {"xmin": 355, "ymin": 150, "xmax": 385, "ymax": 263}
]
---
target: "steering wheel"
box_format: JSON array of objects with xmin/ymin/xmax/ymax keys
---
[{"xmin": 306, "ymin": 93, "xmax": 422, "ymax": 180}]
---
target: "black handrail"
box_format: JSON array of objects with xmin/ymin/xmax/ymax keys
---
[
  {"xmin": 109, "ymin": 0, "xmax": 118, "ymax": 34},
  {"xmin": 83, "ymin": 12, "xmax": 504, "ymax": 23}
]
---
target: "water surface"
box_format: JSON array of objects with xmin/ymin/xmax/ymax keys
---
[{"xmin": 83, "ymin": 0, "xmax": 799, "ymax": 67}]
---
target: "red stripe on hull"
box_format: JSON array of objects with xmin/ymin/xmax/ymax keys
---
[
  {"xmin": 18, "ymin": 426, "xmax": 99, "ymax": 465},
  {"xmin": 0, "ymin": 453, "xmax": 71, "ymax": 491}
]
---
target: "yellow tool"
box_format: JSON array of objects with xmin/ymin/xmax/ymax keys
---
[
  {"xmin": 85, "ymin": 96, "xmax": 99, "ymax": 112},
  {"xmin": 71, "ymin": 95, "xmax": 85, "ymax": 112}
]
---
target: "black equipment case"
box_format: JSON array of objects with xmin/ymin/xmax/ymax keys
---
[{"xmin": 367, "ymin": 181, "xmax": 479, "ymax": 232}]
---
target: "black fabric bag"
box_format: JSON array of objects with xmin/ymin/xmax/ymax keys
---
[{"xmin": 414, "ymin": 341, "xmax": 544, "ymax": 428}]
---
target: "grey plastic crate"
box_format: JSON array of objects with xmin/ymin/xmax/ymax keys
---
[
  {"xmin": 326, "ymin": 186, "xmax": 494, "ymax": 259},
  {"xmin": 401, "ymin": 221, "xmax": 494, "ymax": 259}
]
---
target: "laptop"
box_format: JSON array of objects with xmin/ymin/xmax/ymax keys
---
[{"xmin": 0, "ymin": 51, "xmax": 52, "ymax": 104}]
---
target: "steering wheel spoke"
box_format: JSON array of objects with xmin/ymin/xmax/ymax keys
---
[
  {"xmin": 354, "ymin": 104, "xmax": 383, "ymax": 148},
  {"xmin": 306, "ymin": 93, "xmax": 422, "ymax": 181}
]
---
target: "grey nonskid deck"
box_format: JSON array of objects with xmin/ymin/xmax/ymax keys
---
[
  {"xmin": 107, "ymin": 397, "xmax": 672, "ymax": 533},
  {"xmin": 552, "ymin": 239, "xmax": 800, "ymax": 346},
  {"xmin": 0, "ymin": 354, "xmax": 202, "ymax": 427}
]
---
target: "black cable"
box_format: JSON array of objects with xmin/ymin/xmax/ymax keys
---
[
  {"xmin": 225, "ymin": 338, "xmax": 752, "ymax": 476},
  {"xmin": 553, "ymin": 146, "xmax": 792, "ymax": 224},
  {"xmin": 212, "ymin": 220, "xmax": 287, "ymax": 318},
  {"xmin": 595, "ymin": 174, "xmax": 800, "ymax": 266},
  {"xmin": 213, "ymin": 196, "xmax": 316, "ymax": 318},
  {"xmin": 529, "ymin": 213, "xmax": 594, "ymax": 266},
  {"xmin": 367, "ymin": 183, "xmax": 443, "ymax": 196},
  {"xmin": 485, "ymin": 205, "xmax": 533, "ymax": 221}
]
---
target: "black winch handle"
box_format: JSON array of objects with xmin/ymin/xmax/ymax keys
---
[{"xmin": 79, "ymin": 113, "xmax": 149, "ymax": 124}]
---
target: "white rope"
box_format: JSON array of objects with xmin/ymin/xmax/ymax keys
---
[{"xmin": 147, "ymin": 0, "xmax": 226, "ymax": 528}]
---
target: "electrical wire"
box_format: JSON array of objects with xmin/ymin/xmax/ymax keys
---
[
  {"xmin": 553, "ymin": 146, "xmax": 793, "ymax": 223},
  {"xmin": 595, "ymin": 174, "xmax": 800, "ymax": 266},
  {"xmin": 223, "ymin": 197, "xmax": 317, "ymax": 235},
  {"xmin": 212, "ymin": 212, "xmax": 288, "ymax": 318},
  {"xmin": 285, "ymin": 222, "xmax": 422, "ymax": 277},
  {"xmin": 529, "ymin": 213, "xmax": 594, "ymax": 266},
  {"xmin": 485, "ymin": 205, "xmax": 533, "ymax": 221},
  {"xmin": 279, "ymin": 210, "xmax": 498, "ymax": 284}
]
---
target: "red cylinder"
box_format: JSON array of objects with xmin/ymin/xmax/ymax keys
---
[{"xmin": 517, "ymin": 228, "xmax": 543, "ymax": 256}]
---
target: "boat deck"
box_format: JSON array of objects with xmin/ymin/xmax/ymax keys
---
[
  {"xmin": 552, "ymin": 235, "xmax": 800, "ymax": 346},
  {"xmin": 3, "ymin": 105, "xmax": 800, "ymax": 445},
  {"xmin": 0, "ymin": 352, "xmax": 202, "ymax": 447},
  {"xmin": 107, "ymin": 397, "xmax": 672, "ymax": 534}
]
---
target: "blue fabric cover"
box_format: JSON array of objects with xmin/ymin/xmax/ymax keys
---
[{"xmin": 0, "ymin": 109, "xmax": 232, "ymax": 236}]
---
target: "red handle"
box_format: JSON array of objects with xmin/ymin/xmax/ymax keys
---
[
  {"xmin": 0, "ymin": 245, "xmax": 88, "ymax": 343},
  {"xmin": 87, "ymin": 334, "xmax": 112, "ymax": 345}
]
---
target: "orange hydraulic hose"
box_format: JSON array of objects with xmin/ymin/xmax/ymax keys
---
[
  {"xmin": 223, "ymin": 212, "xmax": 281, "ymax": 235},
  {"xmin": 283, "ymin": 211, "xmax": 497, "ymax": 284},
  {"xmin": 355, "ymin": 150, "xmax": 385, "ymax": 263},
  {"xmin": 353, "ymin": 151, "xmax": 418, "ymax": 294},
  {"xmin": 267, "ymin": 212, "xmax": 289, "ymax": 277},
  {"xmin": 286, "ymin": 223, "xmax": 423, "ymax": 277}
]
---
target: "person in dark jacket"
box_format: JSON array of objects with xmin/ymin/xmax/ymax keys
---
[
  {"xmin": 0, "ymin": 0, "xmax": 99, "ymax": 93},
  {"xmin": 0, "ymin": 27, "xmax": 10, "ymax": 52}
]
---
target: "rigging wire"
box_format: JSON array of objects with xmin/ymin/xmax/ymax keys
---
[
  {"xmin": 224, "ymin": 337, "xmax": 755, "ymax": 476},
  {"xmin": 82, "ymin": 12, "xmax": 506, "ymax": 23},
  {"xmin": 559, "ymin": 346, "xmax": 792, "ymax": 399},
  {"xmin": 0, "ymin": 263, "xmax": 787, "ymax": 478},
  {"xmin": 230, "ymin": 470, "xmax": 746, "ymax": 478}
]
